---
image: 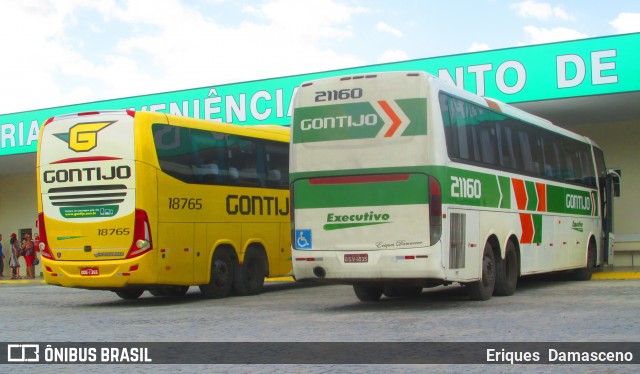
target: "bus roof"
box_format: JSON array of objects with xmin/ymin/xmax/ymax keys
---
[{"xmin": 44, "ymin": 110, "xmax": 290, "ymax": 143}]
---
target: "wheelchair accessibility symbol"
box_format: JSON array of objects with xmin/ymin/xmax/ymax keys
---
[{"xmin": 296, "ymin": 229, "xmax": 312, "ymax": 249}]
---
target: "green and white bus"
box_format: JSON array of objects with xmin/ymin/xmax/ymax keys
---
[{"xmin": 290, "ymin": 71, "xmax": 617, "ymax": 302}]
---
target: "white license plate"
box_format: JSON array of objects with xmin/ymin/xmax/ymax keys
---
[
  {"xmin": 344, "ymin": 254, "xmax": 368, "ymax": 263},
  {"xmin": 80, "ymin": 267, "xmax": 99, "ymax": 276}
]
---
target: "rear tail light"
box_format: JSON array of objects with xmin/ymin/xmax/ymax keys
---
[
  {"xmin": 38, "ymin": 212, "xmax": 54, "ymax": 260},
  {"xmin": 429, "ymin": 176, "xmax": 442, "ymax": 245},
  {"xmin": 126, "ymin": 209, "xmax": 153, "ymax": 258}
]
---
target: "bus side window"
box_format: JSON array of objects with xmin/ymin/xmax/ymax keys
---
[
  {"xmin": 497, "ymin": 123, "xmax": 518, "ymax": 170},
  {"xmin": 233, "ymin": 137, "xmax": 265, "ymax": 188},
  {"xmin": 580, "ymin": 145, "xmax": 597, "ymax": 187},
  {"xmin": 563, "ymin": 139, "xmax": 583, "ymax": 184},
  {"xmin": 265, "ymin": 141, "xmax": 289, "ymax": 189},
  {"xmin": 479, "ymin": 125, "xmax": 497, "ymax": 166},
  {"xmin": 153, "ymin": 124, "xmax": 196, "ymax": 183},
  {"xmin": 440, "ymin": 94, "xmax": 459, "ymax": 160},
  {"xmin": 542, "ymin": 135, "xmax": 562, "ymax": 179}
]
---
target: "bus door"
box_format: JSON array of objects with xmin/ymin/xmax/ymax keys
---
[
  {"xmin": 601, "ymin": 170, "xmax": 618, "ymax": 263},
  {"xmin": 594, "ymin": 146, "xmax": 617, "ymax": 264},
  {"xmin": 445, "ymin": 209, "xmax": 480, "ymax": 281}
]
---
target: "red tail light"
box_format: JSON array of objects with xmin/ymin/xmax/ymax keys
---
[
  {"xmin": 429, "ymin": 176, "xmax": 442, "ymax": 245},
  {"xmin": 38, "ymin": 212, "xmax": 54, "ymax": 260},
  {"xmin": 126, "ymin": 209, "xmax": 153, "ymax": 258}
]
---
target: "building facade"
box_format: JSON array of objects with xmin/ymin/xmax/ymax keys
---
[{"xmin": 1, "ymin": 33, "xmax": 639, "ymax": 275}]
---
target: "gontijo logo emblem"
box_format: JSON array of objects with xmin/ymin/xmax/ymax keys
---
[
  {"xmin": 54, "ymin": 121, "xmax": 115, "ymax": 152},
  {"xmin": 292, "ymin": 98, "xmax": 427, "ymax": 144},
  {"xmin": 299, "ymin": 100, "xmax": 410, "ymax": 138}
]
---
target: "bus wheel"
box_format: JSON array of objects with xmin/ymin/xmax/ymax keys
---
[
  {"xmin": 163, "ymin": 286, "xmax": 190, "ymax": 297},
  {"xmin": 383, "ymin": 287, "xmax": 399, "ymax": 298},
  {"xmin": 383, "ymin": 286, "xmax": 423, "ymax": 298},
  {"xmin": 150, "ymin": 287, "xmax": 189, "ymax": 297},
  {"xmin": 200, "ymin": 250, "xmax": 234, "ymax": 299},
  {"xmin": 466, "ymin": 243, "xmax": 496, "ymax": 301},
  {"xmin": 494, "ymin": 241, "xmax": 518, "ymax": 296},
  {"xmin": 572, "ymin": 240, "xmax": 596, "ymax": 281},
  {"xmin": 115, "ymin": 289, "xmax": 144, "ymax": 300},
  {"xmin": 353, "ymin": 284, "xmax": 384, "ymax": 302},
  {"xmin": 234, "ymin": 248, "xmax": 267, "ymax": 296}
]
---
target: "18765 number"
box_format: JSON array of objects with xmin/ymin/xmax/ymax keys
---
[{"xmin": 168, "ymin": 197, "xmax": 203, "ymax": 210}]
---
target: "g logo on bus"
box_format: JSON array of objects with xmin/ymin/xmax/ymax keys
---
[{"xmin": 54, "ymin": 121, "xmax": 114, "ymax": 152}]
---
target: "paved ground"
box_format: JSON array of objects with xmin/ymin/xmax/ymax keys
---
[{"xmin": 1, "ymin": 269, "xmax": 639, "ymax": 373}]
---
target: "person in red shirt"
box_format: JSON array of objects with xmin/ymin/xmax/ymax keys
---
[{"xmin": 22, "ymin": 233, "xmax": 35, "ymax": 279}]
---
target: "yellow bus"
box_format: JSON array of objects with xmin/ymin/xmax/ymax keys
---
[{"xmin": 37, "ymin": 110, "xmax": 291, "ymax": 299}]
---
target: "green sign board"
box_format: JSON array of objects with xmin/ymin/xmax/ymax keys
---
[{"xmin": 1, "ymin": 33, "xmax": 638, "ymax": 156}]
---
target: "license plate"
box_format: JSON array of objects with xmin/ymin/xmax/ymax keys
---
[
  {"xmin": 344, "ymin": 254, "xmax": 368, "ymax": 263},
  {"xmin": 80, "ymin": 267, "xmax": 99, "ymax": 276}
]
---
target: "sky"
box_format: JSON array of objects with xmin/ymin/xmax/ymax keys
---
[{"xmin": 0, "ymin": 0, "xmax": 639, "ymax": 115}]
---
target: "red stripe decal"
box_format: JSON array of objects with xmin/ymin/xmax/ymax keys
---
[
  {"xmin": 485, "ymin": 98, "xmax": 502, "ymax": 112},
  {"xmin": 520, "ymin": 213, "xmax": 534, "ymax": 244},
  {"xmin": 51, "ymin": 156, "xmax": 121, "ymax": 164},
  {"xmin": 378, "ymin": 100, "xmax": 402, "ymax": 137},
  {"xmin": 512, "ymin": 178, "xmax": 528, "ymax": 210},
  {"xmin": 309, "ymin": 174, "xmax": 409, "ymax": 185}
]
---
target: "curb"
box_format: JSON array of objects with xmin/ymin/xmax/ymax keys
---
[
  {"xmin": 592, "ymin": 272, "xmax": 640, "ymax": 280},
  {"xmin": 0, "ymin": 278, "xmax": 46, "ymax": 285}
]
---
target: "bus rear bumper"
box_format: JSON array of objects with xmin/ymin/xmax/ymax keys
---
[
  {"xmin": 292, "ymin": 246, "xmax": 446, "ymax": 284},
  {"xmin": 41, "ymin": 254, "xmax": 157, "ymax": 289}
]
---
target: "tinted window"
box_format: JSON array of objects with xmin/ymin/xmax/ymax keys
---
[
  {"xmin": 152, "ymin": 124, "xmax": 288, "ymax": 189},
  {"xmin": 439, "ymin": 92, "xmax": 596, "ymax": 188}
]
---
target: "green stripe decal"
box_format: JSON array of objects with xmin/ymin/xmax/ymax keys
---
[
  {"xmin": 525, "ymin": 181, "xmax": 538, "ymax": 211},
  {"xmin": 56, "ymin": 236, "xmax": 87, "ymax": 240},
  {"xmin": 499, "ymin": 176, "xmax": 511, "ymax": 209},
  {"xmin": 532, "ymin": 214, "xmax": 543, "ymax": 244},
  {"xmin": 292, "ymin": 165, "xmax": 597, "ymax": 216},
  {"xmin": 324, "ymin": 222, "xmax": 390, "ymax": 231},
  {"xmin": 294, "ymin": 174, "xmax": 429, "ymax": 209}
]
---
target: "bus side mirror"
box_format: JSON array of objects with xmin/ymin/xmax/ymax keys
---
[{"xmin": 607, "ymin": 169, "xmax": 621, "ymax": 198}]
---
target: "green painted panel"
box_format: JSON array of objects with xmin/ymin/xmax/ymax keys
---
[
  {"xmin": 293, "ymin": 174, "xmax": 429, "ymax": 209},
  {"xmin": 525, "ymin": 181, "xmax": 538, "ymax": 211},
  {"xmin": 532, "ymin": 214, "xmax": 543, "ymax": 244}
]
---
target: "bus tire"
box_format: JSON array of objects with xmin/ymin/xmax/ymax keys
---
[
  {"xmin": 150, "ymin": 286, "xmax": 189, "ymax": 297},
  {"xmin": 572, "ymin": 240, "xmax": 596, "ymax": 281},
  {"xmin": 233, "ymin": 247, "xmax": 267, "ymax": 296},
  {"xmin": 383, "ymin": 286, "xmax": 423, "ymax": 298},
  {"xmin": 115, "ymin": 289, "xmax": 144, "ymax": 300},
  {"xmin": 163, "ymin": 286, "xmax": 190, "ymax": 297},
  {"xmin": 383, "ymin": 287, "xmax": 399, "ymax": 298},
  {"xmin": 199, "ymin": 250, "xmax": 234, "ymax": 299},
  {"xmin": 466, "ymin": 242, "xmax": 496, "ymax": 301},
  {"xmin": 494, "ymin": 241, "xmax": 518, "ymax": 296},
  {"xmin": 353, "ymin": 284, "xmax": 383, "ymax": 302}
]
